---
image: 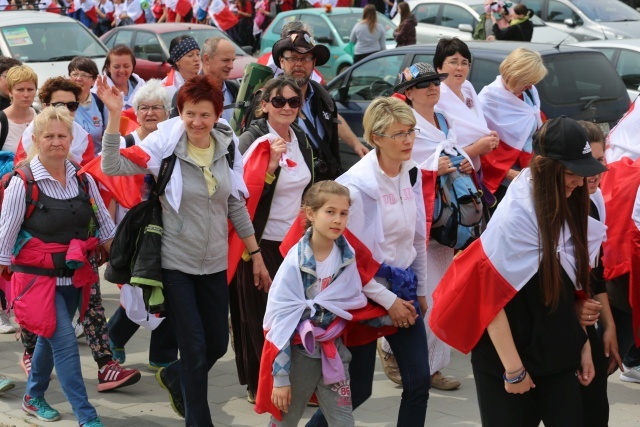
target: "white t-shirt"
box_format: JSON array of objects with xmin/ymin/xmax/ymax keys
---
[
  {"xmin": 261, "ymin": 123, "xmax": 312, "ymax": 241},
  {"xmin": 306, "ymin": 242, "xmax": 341, "ymax": 299}
]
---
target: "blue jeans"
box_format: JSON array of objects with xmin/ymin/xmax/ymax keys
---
[
  {"xmin": 108, "ymin": 305, "xmax": 178, "ymax": 364},
  {"xmin": 161, "ymin": 269, "xmax": 229, "ymax": 427},
  {"xmin": 308, "ymin": 315, "xmax": 431, "ymax": 427},
  {"xmin": 26, "ymin": 286, "xmax": 97, "ymax": 424}
]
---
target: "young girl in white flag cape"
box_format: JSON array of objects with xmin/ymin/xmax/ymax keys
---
[
  {"xmin": 255, "ymin": 181, "xmax": 367, "ymax": 425},
  {"xmin": 477, "ymin": 47, "xmax": 546, "ymax": 197},
  {"xmin": 430, "ymin": 116, "xmax": 608, "ymax": 426}
]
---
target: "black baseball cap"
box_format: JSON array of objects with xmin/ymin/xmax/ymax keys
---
[{"xmin": 533, "ymin": 116, "xmax": 608, "ymax": 177}]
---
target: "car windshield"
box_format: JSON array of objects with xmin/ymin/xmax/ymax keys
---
[
  {"xmin": 160, "ymin": 30, "xmax": 246, "ymax": 55},
  {"xmin": 468, "ymin": 3, "xmax": 547, "ymax": 26},
  {"xmin": 570, "ymin": 0, "xmax": 640, "ymax": 22},
  {"xmin": 329, "ymin": 13, "xmax": 396, "ymax": 43},
  {"xmin": 1, "ymin": 22, "xmax": 107, "ymax": 62}
]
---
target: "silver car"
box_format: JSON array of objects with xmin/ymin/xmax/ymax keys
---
[
  {"xmin": 392, "ymin": 0, "xmax": 578, "ymax": 44},
  {"xmin": 527, "ymin": 0, "xmax": 640, "ymax": 41}
]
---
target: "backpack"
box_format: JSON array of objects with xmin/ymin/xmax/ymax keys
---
[{"xmin": 430, "ymin": 113, "xmax": 483, "ymax": 250}]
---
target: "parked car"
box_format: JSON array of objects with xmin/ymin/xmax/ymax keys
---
[
  {"xmin": 100, "ymin": 23, "xmax": 255, "ymax": 81},
  {"xmin": 393, "ymin": 0, "xmax": 578, "ymax": 44},
  {"xmin": 573, "ymin": 39, "xmax": 640, "ymax": 100},
  {"xmin": 260, "ymin": 7, "xmax": 396, "ymax": 80},
  {"xmin": 0, "ymin": 11, "xmax": 107, "ymax": 87},
  {"xmin": 527, "ymin": 0, "xmax": 640, "ymax": 41},
  {"xmin": 327, "ymin": 41, "xmax": 630, "ymax": 169}
]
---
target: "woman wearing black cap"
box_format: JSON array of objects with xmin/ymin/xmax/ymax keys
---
[
  {"xmin": 163, "ymin": 36, "xmax": 201, "ymax": 101},
  {"xmin": 430, "ymin": 116, "xmax": 609, "ymax": 426}
]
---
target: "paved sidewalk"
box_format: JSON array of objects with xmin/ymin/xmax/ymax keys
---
[{"xmin": 0, "ymin": 275, "xmax": 639, "ymax": 426}]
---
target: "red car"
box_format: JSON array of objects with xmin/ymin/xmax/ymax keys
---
[{"xmin": 100, "ymin": 23, "xmax": 255, "ymax": 81}]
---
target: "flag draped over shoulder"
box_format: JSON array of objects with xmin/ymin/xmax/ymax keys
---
[
  {"xmin": 478, "ymin": 76, "xmax": 541, "ymax": 194},
  {"xmin": 601, "ymin": 97, "xmax": 640, "ymax": 345},
  {"xmin": 429, "ymin": 168, "xmax": 606, "ymax": 354}
]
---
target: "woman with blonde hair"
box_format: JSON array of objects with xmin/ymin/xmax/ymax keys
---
[
  {"xmin": 350, "ymin": 4, "xmax": 387, "ymax": 63},
  {"xmin": 0, "ymin": 106, "xmax": 114, "ymax": 426},
  {"xmin": 478, "ymin": 47, "xmax": 547, "ymax": 202}
]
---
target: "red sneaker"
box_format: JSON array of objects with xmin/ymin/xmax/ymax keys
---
[
  {"xmin": 20, "ymin": 350, "xmax": 32, "ymax": 378},
  {"xmin": 97, "ymin": 361, "xmax": 141, "ymax": 392}
]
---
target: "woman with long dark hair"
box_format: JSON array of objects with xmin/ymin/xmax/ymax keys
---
[
  {"xmin": 393, "ymin": 2, "xmax": 417, "ymax": 47},
  {"xmin": 430, "ymin": 116, "xmax": 609, "ymax": 426}
]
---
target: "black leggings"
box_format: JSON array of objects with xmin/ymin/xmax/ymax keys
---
[{"xmin": 473, "ymin": 364, "xmax": 583, "ymax": 427}]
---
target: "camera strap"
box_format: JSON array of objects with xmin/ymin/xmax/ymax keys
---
[{"xmin": 299, "ymin": 114, "xmax": 342, "ymax": 175}]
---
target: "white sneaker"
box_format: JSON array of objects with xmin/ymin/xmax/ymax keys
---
[
  {"xmin": 0, "ymin": 310, "xmax": 16, "ymax": 334},
  {"xmin": 73, "ymin": 320, "xmax": 85, "ymax": 339},
  {"xmin": 620, "ymin": 364, "xmax": 640, "ymax": 383}
]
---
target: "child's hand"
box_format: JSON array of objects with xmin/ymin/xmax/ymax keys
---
[{"xmin": 272, "ymin": 385, "xmax": 291, "ymax": 413}]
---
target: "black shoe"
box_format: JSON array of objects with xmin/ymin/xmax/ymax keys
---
[{"xmin": 155, "ymin": 367, "xmax": 185, "ymax": 418}]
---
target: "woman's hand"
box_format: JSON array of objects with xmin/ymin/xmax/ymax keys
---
[
  {"xmin": 438, "ymin": 156, "xmax": 456, "ymax": 176},
  {"xmin": 251, "ymin": 253, "xmax": 272, "ymax": 293},
  {"xmin": 460, "ymin": 159, "xmax": 473, "ymax": 175},
  {"xmin": 267, "ymin": 137, "xmax": 286, "ymax": 175},
  {"xmin": 575, "ymin": 298, "xmax": 602, "ymax": 327},
  {"xmin": 602, "ymin": 325, "xmax": 623, "ymax": 375},
  {"xmin": 272, "ymin": 385, "xmax": 291, "ymax": 413},
  {"xmin": 98, "ymin": 239, "xmax": 113, "ymax": 266},
  {"xmin": 578, "ymin": 340, "xmax": 595, "ymax": 386},
  {"xmin": 504, "ymin": 370, "xmax": 535, "ymax": 394},
  {"xmin": 474, "ymin": 135, "xmax": 499, "ymax": 156},
  {"xmin": 387, "ymin": 297, "xmax": 418, "ymax": 328},
  {"xmin": 96, "ymin": 75, "xmax": 124, "ymax": 114},
  {"xmin": 417, "ymin": 296, "xmax": 428, "ymax": 317}
]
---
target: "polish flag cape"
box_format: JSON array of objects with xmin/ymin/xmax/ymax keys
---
[
  {"xmin": 208, "ymin": 0, "xmax": 238, "ymax": 31},
  {"xmin": 600, "ymin": 98, "xmax": 640, "ymax": 344},
  {"xmin": 436, "ymin": 80, "xmax": 491, "ymax": 171},
  {"xmin": 162, "ymin": 69, "xmax": 185, "ymax": 101},
  {"xmin": 429, "ymin": 168, "xmax": 607, "ymax": 354},
  {"xmin": 478, "ymin": 76, "xmax": 541, "ymax": 193},
  {"xmin": 16, "ymin": 121, "xmax": 95, "ymax": 166},
  {"xmin": 254, "ymin": 235, "xmax": 368, "ymax": 420}
]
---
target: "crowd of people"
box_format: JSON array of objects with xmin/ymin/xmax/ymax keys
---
[{"xmin": 0, "ymin": 8, "xmax": 638, "ymax": 427}]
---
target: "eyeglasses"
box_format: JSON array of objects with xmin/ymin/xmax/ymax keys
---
[
  {"xmin": 444, "ymin": 60, "xmax": 471, "ymax": 68},
  {"xmin": 47, "ymin": 101, "xmax": 80, "ymax": 112},
  {"xmin": 70, "ymin": 72, "xmax": 95, "ymax": 80},
  {"xmin": 138, "ymin": 104, "xmax": 166, "ymax": 113},
  {"xmin": 268, "ymin": 96, "xmax": 302, "ymax": 109},
  {"xmin": 281, "ymin": 56, "xmax": 314, "ymax": 64},
  {"xmin": 375, "ymin": 128, "xmax": 420, "ymax": 140},
  {"xmin": 413, "ymin": 80, "xmax": 441, "ymax": 89}
]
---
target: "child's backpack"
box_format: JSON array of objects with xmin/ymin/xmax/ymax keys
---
[{"xmin": 431, "ymin": 113, "xmax": 484, "ymax": 250}]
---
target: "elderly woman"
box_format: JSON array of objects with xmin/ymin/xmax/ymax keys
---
[
  {"xmin": 99, "ymin": 74, "xmax": 270, "ymax": 426},
  {"xmin": 104, "ymin": 78, "xmax": 179, "ymax": 370},
  {"xmin": 478, "ymin": 47, "xmax": 547, "ymax": 202},
  {"xmin": 69, "ymin": 56, "xmax": 108, "ymax": 155},
  {"xmin": 163, "ymin": 35, "xmax": 201, "ymax": 101},
  {"xmin": 0, "ymin": 65, "xmax": 37, "ymax": 167},
  {"xmin": 16, "ymin": 76, "xmax": 140, "ymax": 394},
  {"xmin": 17, "ymin": 77, "xmax": 95, "ymax": 166},
  {"xmin": 0, "ymin": 106, "xmax": 114, "ymax": 426},
  {"xmin": 309, "ymin": 96, "xmax": 430, "ymax": 427},
  {"xmin": 231, "ymin": 76, "xmax": 314, "ymax": 403},
  {"xmin": 98, "ymin": 44, "xmax": 146, "ymax": 110}
]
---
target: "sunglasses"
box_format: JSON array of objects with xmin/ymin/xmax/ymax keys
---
[
  {"xmin": 48, "ymin": 101, "xmax": 80, "ymax": 112},
  {"xmin": 413, "ymin": 80, "xmax": 441, "ymax": 89},
  {"xmin": 268, "ymin": 96, "xmax": 302, "ymax": 109}
]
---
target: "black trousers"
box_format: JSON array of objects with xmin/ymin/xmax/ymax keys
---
[
  {"xmin": 580, "ymin": 325, "xmax": 609, "ymax": 427},
  {"xmin": 472, "ymin": 364, "xmax": 583, "ymax": 427}
]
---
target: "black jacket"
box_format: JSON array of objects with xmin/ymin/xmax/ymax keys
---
[{"xmin": 493, "ymin": 14, "xmax": 534, "ymax": 41}]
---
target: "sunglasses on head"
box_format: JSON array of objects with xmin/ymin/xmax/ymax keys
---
[
  {"xmin": 48, "ymin": 101, "xmax": 80, "ymax": 112},
  {"xmin": 413, "ymin": 80, "xmax": 441, "ymax": 89},
  {"xmin": 268, "ymin": 96, "xmax": 302, "ymax": 109}
]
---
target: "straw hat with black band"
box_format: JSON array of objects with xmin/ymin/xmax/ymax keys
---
[
  {"xmin": 272, "ymin": 30, "xmax": 331, "ymax": 68},
  {"xmin": 393, "ymin": 62, "xmax": 449, "ymax": 95}
]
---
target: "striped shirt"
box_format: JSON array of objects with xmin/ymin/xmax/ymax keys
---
[{"xmin": 0, "ymin": 156, "xmax": 116, "ymax": 285}]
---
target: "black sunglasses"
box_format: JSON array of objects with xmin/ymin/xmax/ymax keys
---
[
  {"xmin": 413, "ymin": 80, "xmax": 441, "ymax": 89},
  {"xmin": 48, "ymin": 101, "xmax": 80, "ymax": 112},
  {"xmin": 268, "ymin": 96, "xmax": 302, "ymax": 109}
]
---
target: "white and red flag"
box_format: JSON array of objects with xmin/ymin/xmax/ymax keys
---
[{"xmin": 429, "ymin": 168, "xmax": 606, "ymax": 354}]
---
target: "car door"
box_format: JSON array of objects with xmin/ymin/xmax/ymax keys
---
[
  {"xmin": 615, "ymin": 48, "xmax": 640, "ymax": 100},
  {"xmin": 438, "ymin": 4, "xmax": 476, "ymax": 41},
  {"xmin": 411, "ymin": 3, "xmax": 444, "ymax": 43},
  {"xmin": 132, "ymin": 31, "xmax": 170, "ymax": 81},
  {"xmin": 542, "ymin": 0, "xmax": 592, "ymax": 41}
]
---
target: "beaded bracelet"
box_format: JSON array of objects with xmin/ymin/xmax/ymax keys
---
[
  {"xmin": 503, "ymin": 367, "xmax": 527, "ymax": 384},
  {"xmin": 249, "ymin": 248, "xmax": 262, "ymax": 256}
]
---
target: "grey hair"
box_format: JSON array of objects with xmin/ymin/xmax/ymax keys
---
[
  {"xmin": 132, "ymin": 79, "xmax": 171, "ymax": 111},
  {"xmin": 281, "ymin": 21, "xmax": 312, "ymax": 38},
  {"xmin": 201, "ymin": 36, "xmax": 227, "ymax": 60}
]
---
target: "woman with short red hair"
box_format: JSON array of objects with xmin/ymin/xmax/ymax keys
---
[{"xmin": 98, "ymin": 74, "xmax": 271, "ymax": 426}]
